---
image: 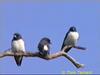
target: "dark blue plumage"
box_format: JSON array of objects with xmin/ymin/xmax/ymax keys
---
[{"xmin": 38, "ymin": 37, "xmax": 51, "ymax": 56}]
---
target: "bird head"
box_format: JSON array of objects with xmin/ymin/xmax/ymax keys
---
[
  {"xmin": 42, "ymin": 37, "xmax": 51, "ymax": 44},
  {"xmin": 13, "ymin": 33, "xmax": 22, "ymax": 40},
  {"xmin": 69, "ymin": 26, "xmax": 77, "ymax": 32}
]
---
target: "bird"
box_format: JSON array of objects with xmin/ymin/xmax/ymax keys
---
[
  {"xmin": 61, "ymin": 26, "xmax": 79, "ymax": 53},
  {"xmin": 38, "ymin": 37, "xmax": 51, "ymax": 56},
  {"xmin": 11, "ymin": 33, "xmax": 25, "ymax": 66}
]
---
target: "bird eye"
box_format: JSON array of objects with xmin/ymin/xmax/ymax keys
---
[{"xmin": 14, "ymin": 35, "xmax": 17, "ymax": 38}]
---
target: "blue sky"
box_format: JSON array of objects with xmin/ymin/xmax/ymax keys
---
[{"xmin": 0, "ymin": 1, "xmax": 100, "ymax": 74}]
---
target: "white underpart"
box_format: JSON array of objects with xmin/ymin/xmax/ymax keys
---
[
  {"xmin": 65, "ymin": 32, "xmax": 79, "ymax": 46},
  {"xmin": 43, "ymin": 45, "xmax": 48, "ymax": 51},
  {"xmin": 12, "ymin": 39, "xmax": 25, "ymax": 52}
]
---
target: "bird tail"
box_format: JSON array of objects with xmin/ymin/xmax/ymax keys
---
[
  {"xmin": 64, "ymin": 47, "xmax": 72, "ymax": 53},
  {"xmin": 61, "ymin": 45, "xmax": 72, "ymax": 53},
  {"xmin": 14, "ymin": 56, "xmax": 23, "ymax": 66}
]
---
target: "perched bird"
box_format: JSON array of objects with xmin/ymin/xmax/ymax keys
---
[
  {"xmin": 11, "ymin": 33, "xmax": 25, "ymax": 66},
  {"xmin": 38, "ymin": 37, "xmax": 51, "ymax": 56},
  {"xmin": 61, "ymin": 26, "xmax": 79, "ymax": 53}
]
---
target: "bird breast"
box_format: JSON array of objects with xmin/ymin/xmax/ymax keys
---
[
  {"xmin": 12, "ymin": 39, "xmax": 25, "ymax": 52},
  {"xmin": 68, "ymin": 32, "xmax": 79, "ymax": 40},
  {"xmin": 65, "ymin": 32, "xmax": 79, "ymax": 45},
  {"xmin": 43, "ymin": 45, "xmax": 49, "ymax": 51}
]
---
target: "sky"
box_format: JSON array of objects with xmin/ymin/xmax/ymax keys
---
[{"xmin": 0, "ymin": 0, "xmax": 100, "ymax": 74}]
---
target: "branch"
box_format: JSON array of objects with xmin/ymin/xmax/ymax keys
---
[
  {"xmin": 63, "ymin": 53, "xmax": 84, "ymax": 68},
  {"xmin": 0, "ymin": 45, "xmax": 86, "ymax": 68}
]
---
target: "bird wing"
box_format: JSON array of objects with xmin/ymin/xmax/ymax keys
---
[
  {"xmin": 61, "ymin": 31, "xmax": 73, "ymax": 53},
  {"xmin": 38, "ymin": 43, "xmax": 43, "ymax": 52},
  {"xmin": 61, "ymin": 31, "xmax": 69, "ymax": 51}
]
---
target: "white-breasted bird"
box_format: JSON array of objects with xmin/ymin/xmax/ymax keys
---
[
  {"xmin": 11, "ymin": 33, "xmax": 25, "ymax": 66},
  {"xmin": 61, "ymin": 26, "xmax": 79, "ymax": 53}
]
